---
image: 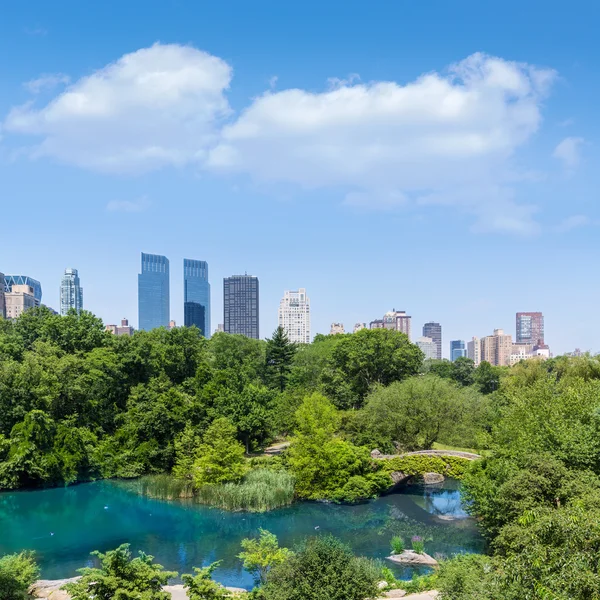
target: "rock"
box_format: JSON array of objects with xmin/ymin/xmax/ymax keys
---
[
  {"xmin": 226, "ymin": 586, "xmax": 249, "ymax": 596},
  {"xmin": 384, "ymin": 590, "xmax": 407, "ymax": 598},
  {"xmin": 163, "ymin": 584, "xmax": 187, "ymax": 600},
  {"xmin": 371, "ymin": 449, "xmax": 383, "ymax": 458},
  {"xmin": 422, "ymin": 472, "xmax": 445, "ymax": 484},
  {"xmin": 390, "ymin": 471, "xmax": 411, "ymax": 486},
  {"xmin": 378, "ymin": 580, "xmax": 388, "ymax": 589},
  {"xmin": 29, "ymin": 578, "xmax": 80, "ymax": 599},
  {"xmin": 402, "ymin": 592, "xmax": 438, "ymax": 599},
  {"xmin": 386, "ymin": 550, "xmax": 439, "ymax": 567}
]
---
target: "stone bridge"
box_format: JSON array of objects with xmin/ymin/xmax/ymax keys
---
[{"xmin": 371, "ymin": 449, "xmax": 481, "ymax": 461}]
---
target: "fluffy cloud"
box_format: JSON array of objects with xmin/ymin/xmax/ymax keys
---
[
  {"xmin": 4, "ymin": 44, "xmax": 232, "ymax": 173},
  {"xmin": 24, "ymin": 73, "xmax": 70, "ymax": 94},
  {"xmin": 106, "ymin": 196, "xmax": 150, "ymax": 213},
  {"xmin": 553, "ymin": 136, "xmax": 584, "ymax": 171}
]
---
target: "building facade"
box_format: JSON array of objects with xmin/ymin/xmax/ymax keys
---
[
  {"xmin": 330, "ymin": 323, "xmax": 345, "ymax": 335},
  {"xmin": 422, "ymin": 322, "xmax": 442, "ymax": 360},
  {"xmin": 278, "ymin": 288, "xmax": 310, "ymax": 344},
  {"xmin": 223, "ymin": 275, "xmax": 259, "ymax": 339},
  {"xmin": 5, "ymin": 284, "xmax": 39, "ymax": 319},
  {"xmin": 480, "ymin": 329, "xmax": 513, "ymax": 366},
  {"xmin": 138, "ymin": 253, "xmax": 170, "ymax": 331},
  {"xmin": 106, "ymin": 318, "xmax": 134, "ymax": 336},
  {"xmin": 353, "ymin": 323, "xmax": 367, "ymax": 333},
  {"xmin": 60, "ymin": 268, "xmax": 84, "ymax": 315},
  {"xmin": 4, "ymin": 275, "xmax": 42, "ymax": 303},
  {"xmin": 450, "ymin": 340, "xmax": 467, "ymax": 362},
  {"xmin": 183, "ymin": 259, "xmax": 211, "ymax": 337},
  {"xmin": 416, "ymin": 336, "xmax": 437, "ymax": 360},
  {"xmin": 516, "ymin": 312, "xmax": 544, "ymax": 347},
  {"xmin": 467, "ymin": 337, "xmax": 481, "ymax": 366},
  {"xmin": 0, "ymin": 273, "xmax": 5, "ymax": 319}
]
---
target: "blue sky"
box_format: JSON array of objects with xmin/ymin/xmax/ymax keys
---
[{"xmin": 1, "ymin": 0, "xmax": 598, "ymax": 356}]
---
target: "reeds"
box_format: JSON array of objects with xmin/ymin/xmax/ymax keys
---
[{"xmin": 124, "ymin": 474, "xmax": 194, "ymax": 500}]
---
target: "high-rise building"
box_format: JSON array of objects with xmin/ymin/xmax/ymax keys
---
[
  {"xmin": 353, "ymin": 323, "xmax": 367, "ymax": 333},
  {"xmin": 516, "ymin": 312, "xmax": 545, "ymax": 347},
  {"xmin": 0, "ymin": 273, "xmax": 5, "ymax": 319},
  {"xmin": 416, "ymin": 336, "xmax": 437, "ymax": 360},
  {"xmin": 106, "ymin": 318, "xmax": 134, "ymax": 336},
  {"xmin": 467, "ymin": 337, "xmax": 481, "ymax": 366},
  {"xmin": 138, "ymin": 253, "xmax": 170, "ymax": 331},
  {"xmin": 423, "ymin": 322, "xmax": 442, "ymax": 360},
  {"xmin": 223, "ymin": 275, "xmax": 259, "ymax": 339},
  {"xmin": 5, "ymin": 284, "xmax": 39, "ymax": 319},
  {"xmin": 369, "ymin": 319, "xmax": 384, "ymax": 329},
  {"xmin": 184, "ymin": 259, "xmax": 211, "ymax": 337},
  {"xmin": 480, "ymin": 329, "xmax": 513, "ymax": 366},
  {"xmin": 330, "ymin": 323, "xmax": 345, "ymax": 335},
  {"xmin": 278, "ymin": 288, "xmax": 310, "ymax": 344},
  {"xmin": 60, "ymin": 268, "xmax": 84, "ymax": 315},
  {"xmin": 450, "ymin": 340, "xmax": 467, "ymax": 362},
  {"xmin": 4, "ymin": 275, "xmax": 42, "ymax": 303}
]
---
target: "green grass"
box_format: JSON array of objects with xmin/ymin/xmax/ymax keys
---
[
  {"xmin": 194, "ymin": 469, "xmax": 295, "ymax": 512},
  {"xmin": 122, "ymin": 474, "xmax": 194, "ymax": 500},
  {"xmin": 431, "ymin": 442, "xmax": 480, "ymax": 454}
]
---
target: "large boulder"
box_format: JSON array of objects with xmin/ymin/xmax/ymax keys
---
[
  {"xmin": 29, "ymin": 578, "xmax": 80, "ymax": 599},
  {"xmin": 422, "ymin": 472, "xmax": 445, "ymax": 484},
  {"xmin": 389, "ymin": 471, "xmax": 411, "ymax": 486},
  {"xmin": 387, "ymin": 550, "xmax": 439, "ymax": 567}
]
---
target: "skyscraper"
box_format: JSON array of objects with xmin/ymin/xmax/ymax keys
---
[
  {"xmin": 450, "ymin": 340, "xmax": 467, "ymax": 362},
  {"xmin": 278, "ymin": 288, "xmax": 310, "ymax": 344},
  {"xmin": 4, "ymin": 275, "xmax": 42, "ymax": 303},
  {"xmin": 467, "ymin": 337, "xmax": 481, "ymax": 366},
  {"xmin": 184, "ymin": 259, "xmax": 211, "ymax": 337},
  {"xmin": 480, "ymin": 329, "xmax": 513, "ymax": 366},
  {"xmin": 0, "ymin": 273, "xmax": 5, "ymax": 319},
  {"xmin": 223, "ymin": 275, "xmax": 259, "ymax": 339},
  {"xmin": 516, "ymin": 312, "xmax": 544, "ymax": 346},
  {"xmin": 416, "ymin": 336, "xmax": 437, "ymax": 360},
  {"xmin": 423, "ymin": 322, "xmax": 442, "ymax": 360},
  {"xmin": 138, "ymin": 253, "xmax": 170, "ymax": 331},
  {"xmin": 60, "ymin": 268, "xmax": 83, "ymax": 315}
]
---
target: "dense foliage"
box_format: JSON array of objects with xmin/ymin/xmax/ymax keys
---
[{"xmin": 0, "ymin": 551, "xmax": 39, "ymax": 600}]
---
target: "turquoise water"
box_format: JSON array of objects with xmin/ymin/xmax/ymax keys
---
[{"xmin": 0, "ymin": 479, "xmax": 485, "ymax": 589}]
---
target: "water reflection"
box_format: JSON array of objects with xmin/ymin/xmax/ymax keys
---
[{"xmin": 0, "ymin": 479, "xmax": 485, "ymax": 589}]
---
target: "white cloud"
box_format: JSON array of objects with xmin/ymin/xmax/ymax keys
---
[
  {"xmin": 208, "ymin": 52, "xmax": 556, "ymax": 234},
  {"xmin": 553, "ymin": 136, "xmax": 584, "ymax": 171},
  {"xmin": 554, "ymin": 214, "xmax": 590, "ymax": 232},
  {"xmin": 4, "ymin": 43, "xmax": 232, "ymax": 173},
  {"xmin": 24, "ymin": 73, "xmax": 70, "ymax": 94},
  {"xmin": 106, "ymin": 196, "xmax": 150, "ymax": 213}
]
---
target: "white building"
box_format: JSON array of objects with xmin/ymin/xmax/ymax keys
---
[
  {"xmin": 467, "ymin": 336, "xmax": 481, "ymax": 366},
  {"xmin": 278, "ymin": 288, "xmax": 311, "ymax": 344},
  {"xmin": 416, "ymin": 336, "xmax": 437, "ymax": 360},
  {"xmin": 353, "ymin": 323, "xmax": 367, "ymax": 333},
  {"xmin": 330, "ymin": 323, "xmax": 345, "ymax": 335},
  {"xmin": 60, "ymin": 267, "xmax": 83, "ymax": 315}
]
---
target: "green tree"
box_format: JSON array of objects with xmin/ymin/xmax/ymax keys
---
[
  {"xmin": 64, "ymin": 544, "xmax": 176, "ymax": 600},
  {"xmin": 265, "ymin": 327, "xmax": 297, "ymax": 392},
  {"xmin": 182, "ymin": 563, "xmax": 230, "ymax": 600},
  {"xmin": 239, "ymin": 529, "xmax": 292, "ymax": 585},
  {"xmin": 193, "ymin": 418, "xmax": 248, "ymax": 486},
  {"xmin": 262, "ymin": 536, "xmax": 380, "ymax": 600},
  {"xmin": 0, "ymin": 552, "xmax": 39, "ymax": 600},
  {"xmin": 474, "ymin": 361, "xmax": 502, "ymax": 394},
  {"xmin": 173, "ymin": 423, "xmax": 202, "ymax": 480}
]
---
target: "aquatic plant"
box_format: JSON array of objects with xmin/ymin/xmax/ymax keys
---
[
  {"xmin": 390, "ymin": 536, "xmax": 405, "ymax": 554},
  {"xmin": 411, "ymin": 535, "xmax": 425, "ymax": 554},
  {"xmin": 122, "ymin": 474, "xmax": 194, "ymax": 500}
]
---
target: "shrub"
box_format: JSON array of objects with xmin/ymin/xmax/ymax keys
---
[
  {"xmin": 411, "ymin": 536, "xmax": 425, "ymax": 554},
  {"xmin": 182, "ymin": 562, "xmax": 230, "ymax": 600},
  {"xmin": 390, "ymin": 536, "xmax": 405, "ymax": 554},
  {"xmin": 239, "ymin": 529, "xmax": 292, "ymax": 585},
  {"xmin": 0, "ymin": 551, "xmax": 39, "ymax": 600},
  {"xmin": 383, "ymin": 454, "xmax": 472, "ymax": 480},
  {"xmin": 403, "ymin": 572, "xmax": 438, "ymax": 594}
]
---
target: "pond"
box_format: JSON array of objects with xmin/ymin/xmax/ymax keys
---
[{"xmin": 0, "ymin": 479, "xmax": 485, "ymax": 589}]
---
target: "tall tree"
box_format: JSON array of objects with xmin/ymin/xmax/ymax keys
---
[{"xmin": 265, "ymin": 327, "xmax": 297, "ymax": 392}]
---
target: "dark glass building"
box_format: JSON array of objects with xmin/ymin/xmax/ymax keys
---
[
  {"xmin": 138, "ymin": 253, "xmax": 170, "ymax": 331},
  {"xmin": 516, "ymin": 312, "xmax": 544, "ymax": 346},
  {"xmin": 423, "ymin": 322, "xmax": 442, "ymax": 360},
  {"xmin": 450, "ymin": 340, "xmax": 467, "ymax": 362},
  {"xmin": 223, "ymin": 275, "xmax": 259, "ymax": 339},
  {"xmin": 4, "ymin": 275, "xmax": 42, "ymax": 303},
  {"xmin": 184, "ymin": 259, "xmax": 211, "ymax": 337}
]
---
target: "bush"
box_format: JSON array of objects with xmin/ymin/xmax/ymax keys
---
[
  {"xmin": 436, "ymin": 554, "xmax": 495, "ymax": 599},
  {"xmin": 390, "ymin": 536, "xmax": 405, "ymax": 554},
  {"xmin": 383, "ymin": 454, "xmax": 472, "ymax": 480},
  {"xmin": 182, "ymin": 562, "xmax": 230, "ymax": 600},
  {"xmin": 262, "ymin": 535, "xmax": 381, "ymax": 600},
  {"xmin": 239, "ymin": 529, "xmax": 292, "ymax": 585},
  {"xmin": 411, "ymin": 536, "xmax": 425, "ymax": 554},
  {"xmin": 0, "ymin": 552, "xmax": 39, "ymax": 600}
]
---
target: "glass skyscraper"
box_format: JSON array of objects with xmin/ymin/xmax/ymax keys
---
[
  {"xmin": 184, "ymin": 259, "xmax": 211, "ymax": 337},
  {"xmin": 4, "ymin": 275, "xmax": 42, "ymax": 303},
  {"xmin": 450, "ymin": 340, "xmax": 467, "ymax": 361},
  {"xmin": 138, "ymin": 253, "xmax": 170, "ymax": 331},
  {"xmin": 224, "ymin": 275, "xmax": 259, "ymax": 339},
  {"xmin": 60, "ymin": 268, "xmax": 83, "ymax": 315},
  {"xmin": 423, "ymin": 322, "xmax": 442, "ymax": 360}
]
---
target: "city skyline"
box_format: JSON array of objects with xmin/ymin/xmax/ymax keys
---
[{"xmin": 60, "ymin": 267, "xmax": 83, "ymax": 316}]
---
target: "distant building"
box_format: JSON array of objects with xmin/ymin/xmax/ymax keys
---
[
  {"xmin": 169, "ymin": 320, "xmax": 177, "ymax": 330},
  {"xmin": 138, "ymin": 253, "xmax": 170, "ymax": 331},
  {"xmin": 330, "ymin": 323, "xmax": 345, "ymax": 335},
  {"xmin": 216, "ymin": 323, "xmax": 224, "ymax": 334},
  {"xmin": 5, "ymin": 284, "xmax": 39, "ymax": 319},
  {"xmin": 4, "ymin": 275, "xmax": 42, "ymax": 303},
  {"xmin": 369, "ymin": 319, "xmax": 384, "ymax": 329},
  {"xmin": 450, "ymin": 340, "xmax": 467, "ymax": 362},
  {"xmin": 467, "ymin": 337, "xmax": 481, "ymax": 366},
  {"xmin": 184, "ymin": 259, "xmax": 211, "ymax": 337},
  {"xmin": 0, "ymin": 273, "xmax": 5, "ymax": 319},
  {"xmin": 353, "ymin": 323, "xmax": 367, "ymax": 333},
  {"xmin": 106, "ymin": 318, "xmax": 134, "ymax": 336},
  {"xmin": 60, "ymin": 268, "xmax": 84, "ymax": 315},
  {"xmin": 423, "ymin": 322, "xmax": 442, "ymax": 359},
  {"xmin": 480, "ymin": 329, "xmax": 513, "ymax": 366},
  {"xmin": 416, "ymin": 336, "xmax": 437, "ymax": 360},
  {"xmin": 278, "ymin": 288, "xmax": 310, "ymax": 344},
  {"xmin": 224, "ymin": 275, "xmax": 259, "ymax": 339},
  {"xmin": 516, "ymin": 312, "xmax": 544, "ymax": 346},
  {"xmin": 509, "ymin": 342, "xmax": 551, "ymax": 365}
]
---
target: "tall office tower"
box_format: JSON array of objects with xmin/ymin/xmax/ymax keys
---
[
  {"xmin": 0, "ymin": 273, "xmax": 5, "ymax": 319},
  {"xmin": 423, "ymin": 322, "xmax": 442, "ymax": 359},
  {"xmin": 138, "ymin": 253, "xmax": 170, "ymax": 331},
  {"xmin": 467, "ymin": 337, "xmax": 481, "ymax": 366},
  {"xmin": 278, "ymin": 288, "xmax": 310, "ymax": 344},
  {"xmin": 416, "ymin": 336, "xmax": 437, "ymax": 360},
  {"xmin": 184, "ymin": 259, "xmax": 211, "ymax": 337},
  {"xmin": 330, "ymin": 323, "xmax": 345, "ymax": 335},
  {"xmin": 480, "ymin": 329, "xmax": 513, "ymax": 366},
  {"xmin": 60, "ymin": 268, "xmax": 84, "ymax": 315},
  {"xmin": 4, "ymin": 275, "xmax": 42, "ymax": 303},
  {"xmin": 223, "ymin": 275, "xmax": 259, "ymax": 339},
  {"xmin": 5, "ymin": 284, "xmax": 39, "ymax": 319},
  {"xmin": 516, "ymin": 312, "xmax": 545, "ymax": 347},
  {"xmin": 450, "ymin": 340, "xmax": 467, "ymax": 362}
]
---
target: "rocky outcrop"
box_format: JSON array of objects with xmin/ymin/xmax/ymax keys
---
[
  {"xmin": 387, "ymin": 550, "xmax": 439, "ymax": 567},
  {"xmin": 422, "ymin": 472, "xmax": 444, "ymax": 484},
  {"xmin": 29, "ymin": 578, "xmax": 80, "ymax": 599},
  {"xmin": 389, "ymin": 471, "xmax": 411, "ymax": 486}
]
